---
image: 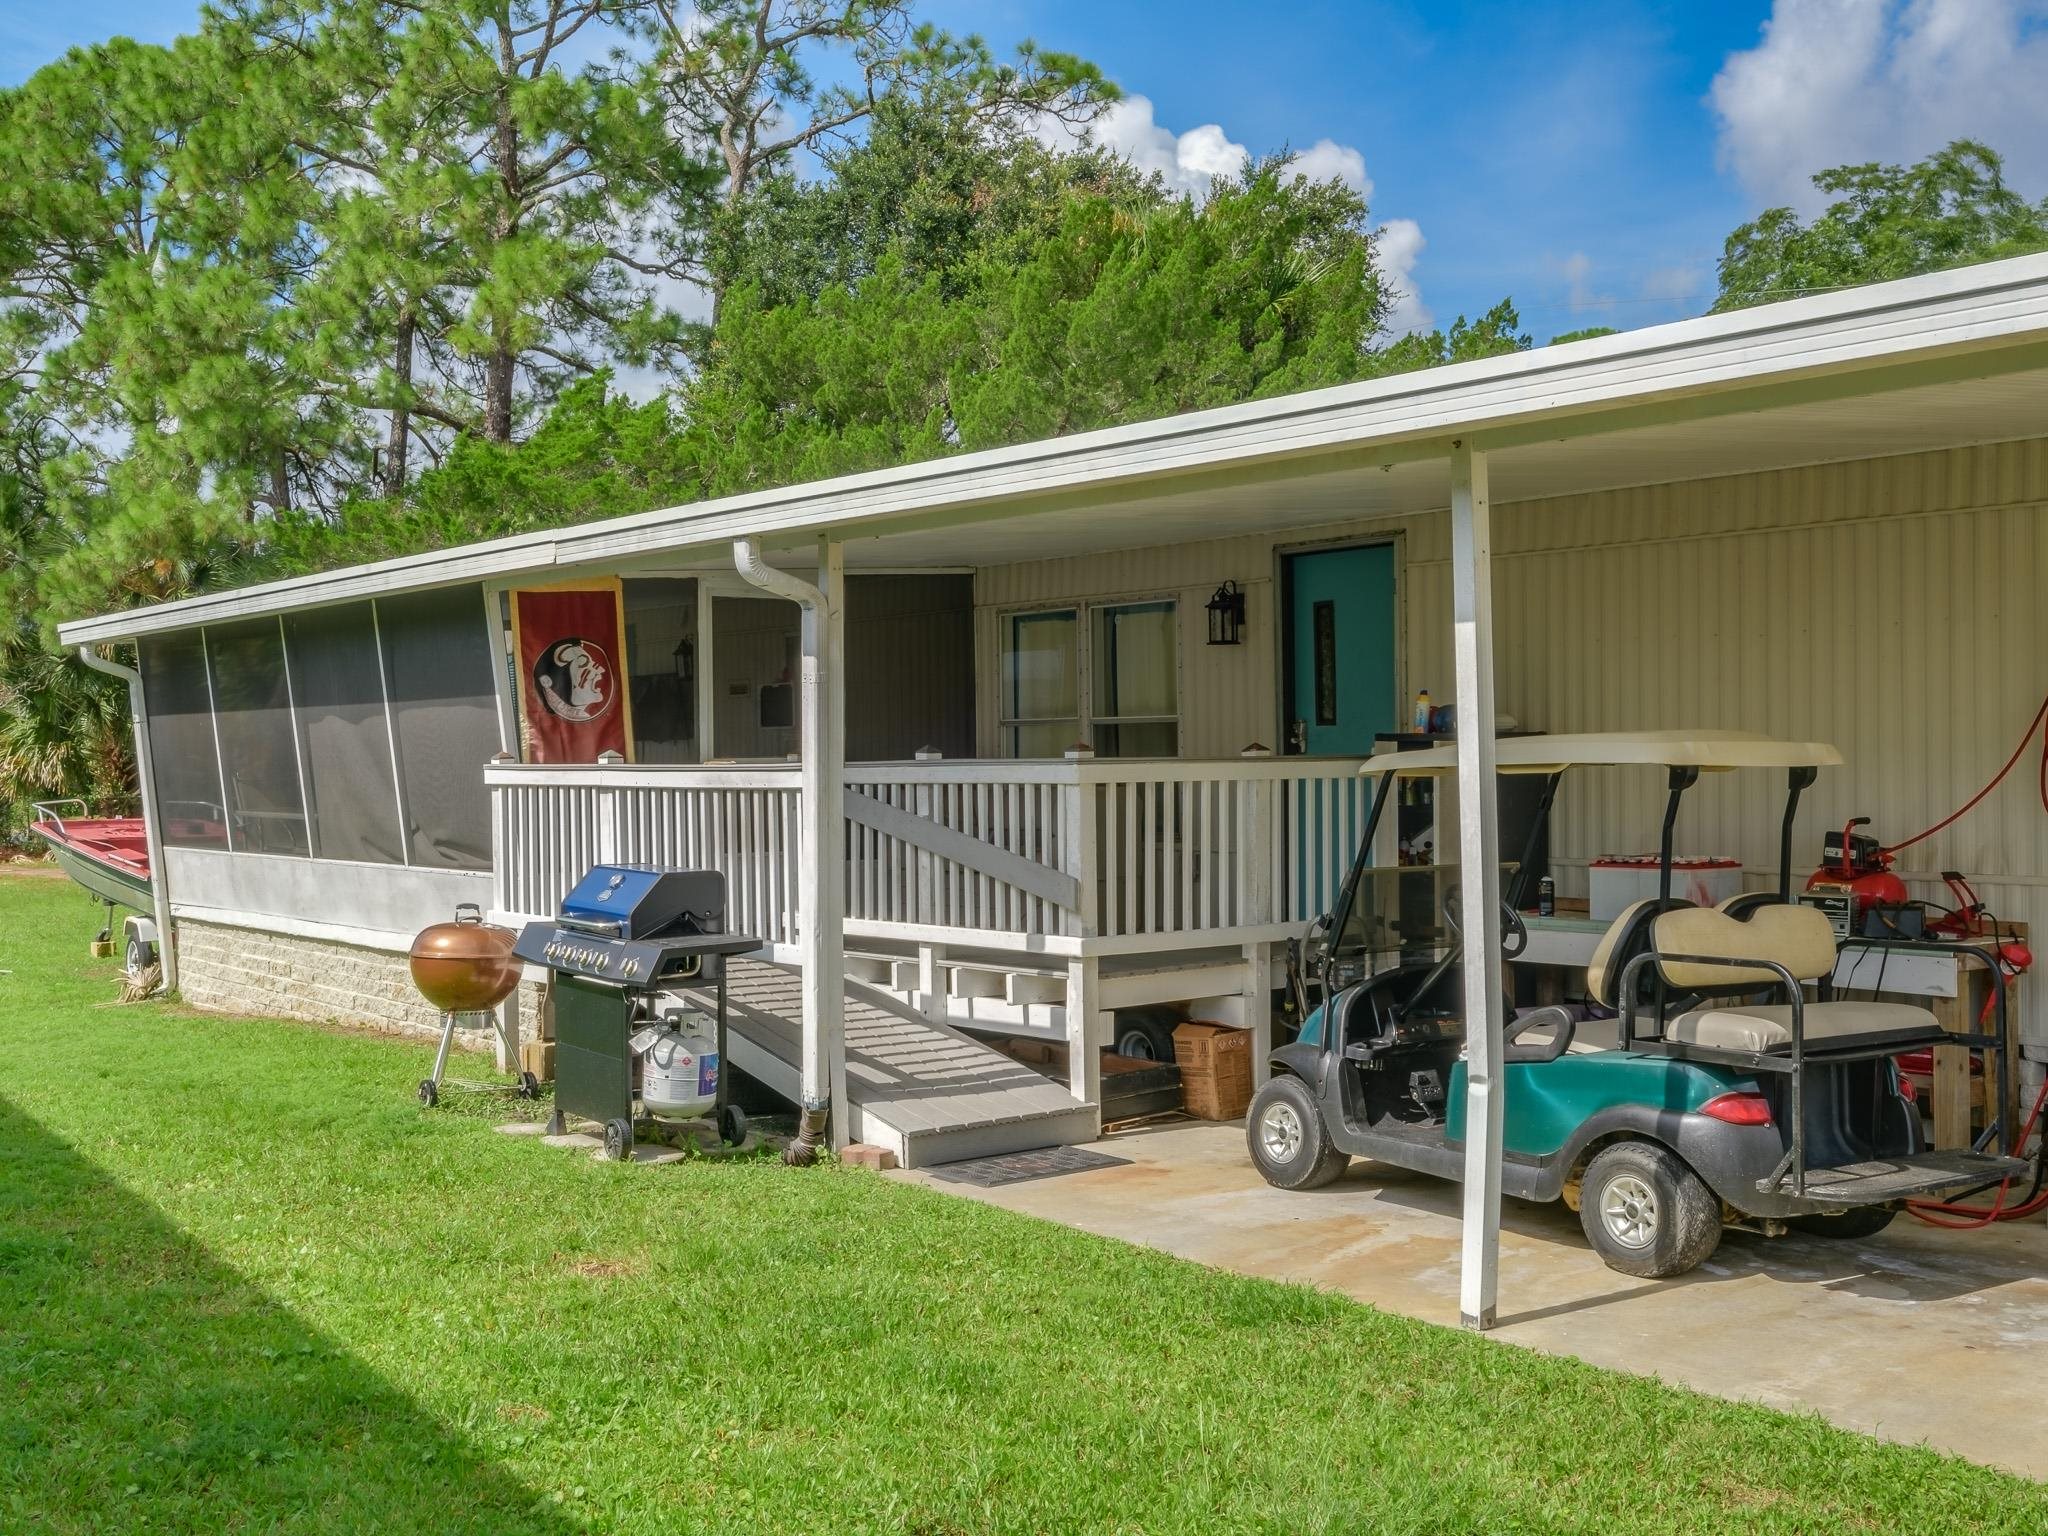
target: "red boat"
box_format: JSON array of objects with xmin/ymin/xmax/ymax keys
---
[{"xmin": 29, "ymin": 800, "xmax": 153, "ymax": 916}]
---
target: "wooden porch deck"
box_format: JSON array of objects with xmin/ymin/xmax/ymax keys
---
[{"xmin": 686, "ymin": 958, "xmax": 1101, "ymax": 1169}]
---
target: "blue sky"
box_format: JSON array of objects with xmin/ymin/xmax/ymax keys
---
[{"xmin": 8, "ymin": 1, "xmax": 2048, "ymax": 342}]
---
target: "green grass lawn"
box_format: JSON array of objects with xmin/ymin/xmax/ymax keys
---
[{"xmin": 0, "ymin": 873, "xmax": 2042, "ymax": 1534}]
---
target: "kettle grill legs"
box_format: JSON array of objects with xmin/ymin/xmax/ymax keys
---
[{"xmin": 417, "ymin": 1008, "xmax": 538, "ymax": 1109}]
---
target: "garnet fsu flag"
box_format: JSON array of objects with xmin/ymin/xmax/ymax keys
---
[{"xmin": 511, "ymin": 581, "xmax": 635, "ymax": 763}]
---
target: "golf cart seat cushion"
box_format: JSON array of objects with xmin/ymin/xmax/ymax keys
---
[
  {"xmin": 1665, "ymin": 1000, "xmax": 1938, "ymax": 1052},
  {"xmin": 1586, "ymin": 899, "xmax": 1667, "ymax": 1008},
  {"xmin": 1651, "ymin": 903, "xmax": 1838, "ymax": 992}
]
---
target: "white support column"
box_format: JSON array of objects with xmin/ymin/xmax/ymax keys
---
[
  {"xmin": 818, "ymin": 537, "xmax": 849, "ymax": 1147},
  {"xmin": 1449, "ymin": 440, "xmax": 1508, "ymax": 1332},
  {"xmin": 916, "ymin": 943, "xmax": 947, "ymax": 1022},
  {"xmin": 495, "ymin": 989, "xmax": 521, "ymax": 1076},
  {"xmin": 1064, "ymin": 955, "xmax": 1103, "ymax": 1106},
  {"xmin": 1242, "ymin": 941, "xmax": 1274, "ymax": 1088}
]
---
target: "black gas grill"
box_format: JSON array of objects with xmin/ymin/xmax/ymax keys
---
[{"xmin": 515, "ymin": 864, "xmax": 759, "ymax": 1159}]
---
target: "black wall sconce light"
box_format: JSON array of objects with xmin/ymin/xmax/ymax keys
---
[{"xmin": 1206, "ymin": 580, "xmax": 1247, "ymax": 645}]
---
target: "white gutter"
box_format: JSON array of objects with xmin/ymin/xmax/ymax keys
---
[
  {"xmin": 732, "ymin": 538, "xmax": 847, "ymax": 1163},
  {"xmin": 55, "ymin": 253, "xmax": 2048, "ymax": 647},
  {"xmin": 75, "ymin": 645, "xmax": 176, "ymax": 995}
]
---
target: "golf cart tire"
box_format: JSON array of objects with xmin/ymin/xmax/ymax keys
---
[
  {"xmin": 1789, "ymin": 1207, "xmax": 1896, "ymax": 1240},
  {"xmin": 1246, "ymin": 1076, "xmax": 1349, "ymax": 1191},
  {"xmin": 1578, "ymin": 1142, "xmax": 1721, "ymax": 1279}
]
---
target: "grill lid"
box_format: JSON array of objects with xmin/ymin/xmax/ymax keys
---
[{"xmin": 559, "ymin": 865, "xmax": 725, "ymax": 940}]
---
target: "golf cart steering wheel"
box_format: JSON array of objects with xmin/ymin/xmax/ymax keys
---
[{"xmin": 1441, "ymin": 886, "xmax": 1529, "ymax": 960}]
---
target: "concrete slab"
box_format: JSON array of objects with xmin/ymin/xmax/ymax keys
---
[{"xmin": 898, "ymin": 1118, "xmax": 2048, "ymax": 1479}]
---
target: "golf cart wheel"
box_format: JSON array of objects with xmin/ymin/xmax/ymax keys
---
[
  {"xmin": 1246, "ymin": 1076, "xmax": 1349, "ymax": 1191},
  {"xmin": 603, "ymin": 1118, "xmax": 634, "ymax": 1162},
  {"xmin": 417, "ymin": 1078, "xmax": 439, "ymax": 1109},
  {"xmin": 1112, "ymin": 1009, "xmax": 1178, "ymax": 1063},
  {"xmin": 1789, "ymin": 1207, "xmax": 1896, "ymax": 1240},
  {"xmin": 718, "ymin": 1103, "xmax": 749, "ymax": 1147},
  {"xmin": 1578, "ymin": 1142, "xmax": 1720, "ymax": 1279},
  {"xmin": 517, "ymin": 1071, "xmax": 541, "ymax": 1101}
]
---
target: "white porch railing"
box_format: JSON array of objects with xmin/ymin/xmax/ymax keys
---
[{"xmin": 486, "ymin": 756, "xmax": 1373, "ymax": 957}]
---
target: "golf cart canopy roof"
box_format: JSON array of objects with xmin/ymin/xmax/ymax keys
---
[{"xmin": 1359, "ymin": 730, "xmax": 1845, "ymax": 777}]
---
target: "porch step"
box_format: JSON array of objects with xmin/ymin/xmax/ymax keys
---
[{"xmin": 693, "ymin": 958, "xmax": 1101, "ymax": 1169}]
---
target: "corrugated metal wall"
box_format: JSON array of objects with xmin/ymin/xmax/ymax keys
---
[{"xmin": 975, "ymin": 437, "xmax": 2048, "ymax": 1038}]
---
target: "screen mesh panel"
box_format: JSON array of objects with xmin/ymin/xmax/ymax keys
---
[
  {"xmin": 206, "ymin": 619, "xmax": 308, "ymax": 856},
  {"xmin": 138, "ymin": 631, "xmax": 228, "ymax": 849},
  {"xmin": 378, "ymin": 587, "xmax": 500, "ymax": 870},
  {"xmin": 624, "ymin": 578, "xmax": 698, "ymax": 764},
  {"xmin": 284, "ymin": 603, "xmax": 403, "ymax": 864}
]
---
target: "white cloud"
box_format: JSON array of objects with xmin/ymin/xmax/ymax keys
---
[
  {"xmin": 1375, "ymin": 219, "xmax": 1431, "ymax": 336},
  {"xmin": 1289, "ymin": 139, "xmax": 1371, "ymax": 197},
  {"xmin": 1052, "ymin": 95, "xmax": 1374, "ymax": 200},
  {"xmin": 1711, "ymin": 0, "xmax": 2048, "ymax": 210},
  {"xmin": 1049, "ymin": 96, "xmax": 1420, "ymax": 331},
  {"xmin": 1559, "ymin": 251, "xmax": 1610, "ymax": 316},
  {"xmin": 1069, "ymin": 95, "xmax": 1251, "ymax": 195},
  {"xmin": 1639, "ymin": 262, "xmax": 1708, "ymax": 307}
]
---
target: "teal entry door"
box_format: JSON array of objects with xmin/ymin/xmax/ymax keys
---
[{"xmin": 1284, "ymin": 544, "xmax": 1397, "ymax": 756}]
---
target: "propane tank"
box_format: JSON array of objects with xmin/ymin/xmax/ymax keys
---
[{"xmin": 639, "ymin": 1008, "xmax": 720, "ymax": 1119}]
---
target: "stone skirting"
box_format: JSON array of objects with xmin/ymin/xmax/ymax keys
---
[{"xmin": 175, "ymin": 918, "xmax": 540, "ymax": 1047}]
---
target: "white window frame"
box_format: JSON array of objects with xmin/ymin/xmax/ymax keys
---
[{"xmin": 998, "ymin": 595, "xmax": 1183, "ymax": 758}]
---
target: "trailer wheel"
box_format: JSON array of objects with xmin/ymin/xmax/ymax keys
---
[
  {"xmin": 1789, "ymin": 1207, "xmax": 1896, "ymax": 1240},
  {"xmin": 1579, "ymin": 1142, "xmax": 1721, "ymax": 1278},
  {"xmin": 1246, "ymin": 1076, "xmax": 1349, "ymax": 1190},
  {"xmin": 124, "ymin": 935, "xmax": 154, "ymax": 975},
  {"xmin": 1112, "ymin": 1009, "xmax": 1178, "ymax": 1062}
]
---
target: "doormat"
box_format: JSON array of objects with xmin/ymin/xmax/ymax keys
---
[{"xmin": 931, "ymin": 1145, "xmax": 1131, "ymax": 1188}]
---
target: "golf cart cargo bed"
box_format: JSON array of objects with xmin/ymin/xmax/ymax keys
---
[{"xmin": 1783, "ymin": 1149, "xmax": 2029, "ymax": 1204}]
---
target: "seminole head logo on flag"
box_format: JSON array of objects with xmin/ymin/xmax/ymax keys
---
[{"xmin": 511, "ymin": 581, "xmax": 635, "ymax": 762}]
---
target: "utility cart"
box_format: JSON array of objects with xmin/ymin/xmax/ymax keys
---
[{"xmin": 1250, "ymin": 732, "xmax": 2032, "ymax": 1278}]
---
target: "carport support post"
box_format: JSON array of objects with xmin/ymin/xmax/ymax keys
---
[
  {"xmin": 1449, "ymin": 440, "xmax": 1508, "ymax": 1332},
  {"xmin": 819, "ymin": 538, "xmax": 848, "ymax": 1144}
]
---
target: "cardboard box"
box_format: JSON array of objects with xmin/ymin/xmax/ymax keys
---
[
  {"xmin": 1173, "ymin": 1022, "xmax": 1251, "ymax": 1121},
  {"xmin": 520, "ymin": 1038, "xmax": 556, "ymax": 1083}
]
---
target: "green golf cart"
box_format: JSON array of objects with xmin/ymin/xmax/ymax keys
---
[{"xmin": 1248, "ymin": 732, "xmax": 2030, "ymax": 1278}]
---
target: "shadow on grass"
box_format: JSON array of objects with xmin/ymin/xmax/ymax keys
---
[{"xmin": 0, "ymin": 1094, "xmax": 574, "ymax": 1534}]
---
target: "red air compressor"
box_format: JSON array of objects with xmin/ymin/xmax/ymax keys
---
[{"xmin": 1804, "ymin": 816, "xmax": 1909, "ymax": 919}]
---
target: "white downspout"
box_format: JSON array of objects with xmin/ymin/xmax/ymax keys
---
[
  {"xmin": 733, "ymin": 537, "xmax": 846, "ymax": 1163},
  {"xmin": 76, "ymin": 644, "xmax": 177, "ymax": 995}
]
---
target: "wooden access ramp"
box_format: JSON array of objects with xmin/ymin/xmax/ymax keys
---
[{"xmin": 693, "ymin": 958, "xmax": 1101, "ymax": 1169}]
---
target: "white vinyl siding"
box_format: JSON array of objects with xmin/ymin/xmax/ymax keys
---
[{"xmin": 976, "ymin": 434, "xmax": 2048, "ymax": 1046}]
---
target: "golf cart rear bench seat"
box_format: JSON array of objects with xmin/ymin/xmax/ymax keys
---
[
  {"xmin": 1647, "ymin": 904, "xmax": 1946, "ymax": 1054},
  {"xmin": 1664, "ymin": 1000, "xmax": 1939, "ymax": 1052}
]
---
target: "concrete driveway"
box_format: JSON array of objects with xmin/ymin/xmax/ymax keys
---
[{"xmin": 899, "ymin": 1119, "xmax": 2048, "ymax": 1479}]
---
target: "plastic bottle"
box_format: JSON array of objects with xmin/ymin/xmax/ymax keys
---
[{"xmin": 1412, "ymin": 689, "xmax": 1432, "ymax": 733}]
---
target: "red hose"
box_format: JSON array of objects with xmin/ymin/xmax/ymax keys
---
[
  {"xmin": 1906, "ymin": 1079, "xmax": 2048, "ymax": 1228},
  {"xmin": 1883, "ymin": 689, "xmax": 2048, "ymax": 854}
]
